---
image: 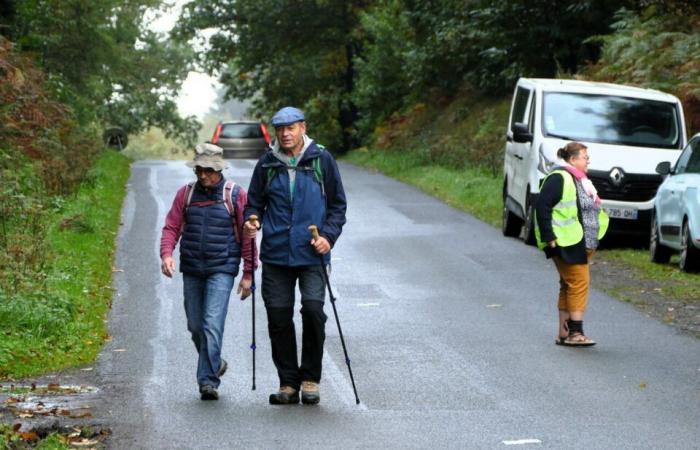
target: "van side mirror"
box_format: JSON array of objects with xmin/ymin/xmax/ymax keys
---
[
  {"xmin": 655, "ymin": 161, "xmax": 672, "ymax": 175},
  {"xmin": 512, "ymin": 122, "xmax": 533, "ymax": 143}
]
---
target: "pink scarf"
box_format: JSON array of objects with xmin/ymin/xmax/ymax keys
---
[{"xmin": 561, "ymin": 162, "xmax": 601, "ymax": 206}]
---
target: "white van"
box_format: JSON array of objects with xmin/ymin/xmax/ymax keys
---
[{"xmin": 502, "ymin": 78, "xmax": 688, "ymax": 243}]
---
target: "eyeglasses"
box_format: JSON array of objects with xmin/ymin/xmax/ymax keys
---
[{"xmin": 194, "ymin": 166, "xmax": 216, "ymax": 175}]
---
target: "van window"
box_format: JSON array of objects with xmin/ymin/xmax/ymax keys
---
[
  {"xmin": 220, "ymin": 123, "xmax": 263, "ymax": 139},
  {"xmin": 542, "ymin": 93, "xmax": 681, "ymax": 149},
  {"xmin": 510, "ymin": 87, "xmax": 531, "ymax": 129}
]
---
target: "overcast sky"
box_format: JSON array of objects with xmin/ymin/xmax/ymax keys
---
[{"xmin": 146, "ymin": 0, "xmax": 220, "ymax": 120}]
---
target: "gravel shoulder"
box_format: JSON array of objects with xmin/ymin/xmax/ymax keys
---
[{"xmin": 591, "ymin": 255, "xmax": 700, "ymax": 339}]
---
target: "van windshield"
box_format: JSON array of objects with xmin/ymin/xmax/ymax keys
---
[{"xmin": 542, "ymin": 93, "xmax": 681, "ymax": 149}]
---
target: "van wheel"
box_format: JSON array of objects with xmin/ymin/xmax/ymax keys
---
[
  {"xmin": 649, "ymin": 211, "xmax": 672, "ymax": 264},
  {"xmin": 502, "ymin": 186, "xmax": 522, "ymax": 237},
  {"xmin": 679, "ymin": 220, "xmax": 700, "ymax": 272},
  {"xmin": 521, "ymin": 198, "xmax": 537, "ymax": 246}
]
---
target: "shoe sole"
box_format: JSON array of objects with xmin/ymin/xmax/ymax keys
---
[
  {"xmin": 301, "ymin": 395, "xmax": 320, "ymax": 405},
  {"xmin": 269, "ymin": 394, "xmax": 299, "ymax": 405},
  {"xmin": 201, "ymin": 392, "xmax": 219, "ymax": 401}
]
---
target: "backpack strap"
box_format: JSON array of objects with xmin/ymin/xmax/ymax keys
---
[
  {"xmin": 184, "ymin": 181, "xmax": 196, "ymax": 209},
  {"xmin": 262, "ymin": 145, "xmax": 326, "ymax": 196},
  {"xmin": 223, "ymin": 180, "xmax": 241, "ymax": 244},
  {"xmin": 180, "ymin": 182, "xmax": 196, "ymax": 232}
]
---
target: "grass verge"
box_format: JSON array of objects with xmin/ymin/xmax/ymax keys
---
[
  {"xmin": 0, "ymin": 150, "xmax": 130, "ymax": 379},
  {"xmin": 345, "ymin": 148, "xmax": 502, "ymax": 226}
]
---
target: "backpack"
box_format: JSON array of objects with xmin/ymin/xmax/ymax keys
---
[
  {"xmin": 182, "ymin": 180, "xmax": 241, "ymax": 243},
  {"xmin": 264, "ymin": 144, "xmax": 326, "ymax": 197}
]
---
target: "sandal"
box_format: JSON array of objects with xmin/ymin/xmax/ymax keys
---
[
  {"xmin": 555, "ymin": 319, "xmax": 570, "ymax": 345},
  {"xmin": 561, "ymin": 332, "xmax": 596, "ymax": 347}
]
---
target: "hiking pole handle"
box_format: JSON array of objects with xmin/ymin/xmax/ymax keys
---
[
  {"xmin": 249, "ymin": 214, "xmax": 259, "ymax": 229},
  {"xmin": 308, "ymin": 224, "xmax": 320, "ymax": 241}
]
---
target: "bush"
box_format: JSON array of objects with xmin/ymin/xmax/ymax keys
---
[{"xmin": 584, "ymin": 9, "xmax": 700, "ymax": 133}]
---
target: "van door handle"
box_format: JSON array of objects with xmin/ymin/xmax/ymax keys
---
[{"xmin": 514, "ymin": 154, "xmax": 523, "ymax": 160}]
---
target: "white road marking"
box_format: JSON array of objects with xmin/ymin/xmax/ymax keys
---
[
  {"xmin": 357, "ymin": 302, "xmax": 380, "ymax": 307},
  {"xmin": 502, "ymin": 439, "xmax": 542, "ymax": 445}
]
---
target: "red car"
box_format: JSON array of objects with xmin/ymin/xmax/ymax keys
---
[{"xmin": 210, "ymin": 121, "xmax": 270, "ymax": 159}]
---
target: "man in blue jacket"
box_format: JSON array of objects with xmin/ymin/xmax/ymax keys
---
[{"xmin": 244, "ymin": 106, "xmax": 347, "ymax": 405}]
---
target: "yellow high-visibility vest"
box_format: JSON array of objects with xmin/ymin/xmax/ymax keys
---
[{"xmin": 535, "ymin": 170, "xmax": 609, "ymax": 250}]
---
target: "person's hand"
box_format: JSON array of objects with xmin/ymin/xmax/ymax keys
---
[
  {"xmin": 161, "ymin": 256, "xmax": 175, "ymax": 278},
  {"xmin": 238, "ymin": 277, "xmax": 252, "ymax": 300},
  {"xmin": 311, "ymin": 235, "xmax": 331, "ymax": 255},
  {"xmin": 548, "ymin": 240, "xmax": 557, "ymax": 248},
  {"xmin": 244, "ymin": 219, "xmax": 259, "ymax": 239}
]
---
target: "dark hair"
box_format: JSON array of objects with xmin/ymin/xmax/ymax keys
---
[{"xmin": 557, "ymin": 142, "xmax": 587, "ymax": 162}]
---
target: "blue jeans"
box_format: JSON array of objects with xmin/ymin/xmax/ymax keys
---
[{"xmin": 183, "ymin": 272, "xmax": 235, "ymax": 388}]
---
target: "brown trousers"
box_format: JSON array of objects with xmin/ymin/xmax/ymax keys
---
[{"xmin": 552, "ymin": 250, "xmax": 594, "ymax": 312}]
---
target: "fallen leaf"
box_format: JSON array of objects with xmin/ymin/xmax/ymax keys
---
[
  {"xmin": 18, "ymin": 412, "xmax": 34, "ymax": 418},
  {"xmin": 81, "ymin": 367, "xmax": 94, "ymax": 371},
  {"xmin": 47, "ymin": 383, "xmax": 60, "ymax": 391},
  {"xmin": 112, "ymin": 267, "xmax": 124, "ymax": 272},
  {"xmin": 19, "ymin": 431, "xmax": 39, "ymax": 441},
  {"xmin": 639, "ymin": 382, "xmax": 647, "ymax": 389}
]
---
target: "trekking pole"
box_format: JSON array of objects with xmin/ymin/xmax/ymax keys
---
[
  {"xmin": 249, "ymin": 215, "xmax": 259, "ymax": 391},
  {"xmin": 308, "ymin": 225, "xmax": 360, "ymax": 405}
]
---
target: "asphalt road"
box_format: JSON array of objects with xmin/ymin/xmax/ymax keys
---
[{"xmin": 100, "ymin": 159, "xmax": 700, "ymax": 449}]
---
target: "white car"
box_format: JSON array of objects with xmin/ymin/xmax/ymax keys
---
[{"xmin": 650, "ymin": 133, "xmax": 700, "ymax": 272}]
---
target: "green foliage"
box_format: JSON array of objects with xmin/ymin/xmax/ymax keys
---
[
  {"xmin": 604, "ymin": 248, "xmax": 700, "ymax": 302},
  {"xmin": 372, "ymin": 92, "xmax": 510, "ymax": 174},
  {"xmin": 3, "ymin": 0, "xmax": 199, "ymax": 144},
  {"xmin": 0, "ymin": 150, "xmax": 130, "ymax": 380},
  {"xmin": 352, "ymin": 0, "xmax": 413, "ymax": 138},
  {"xmin": 176, "ymin": 0, "xmax": 367, "ymax": 151},
  {"xmin": 584, "ymin": 9, "xmax": 700, "ymax": 133}
]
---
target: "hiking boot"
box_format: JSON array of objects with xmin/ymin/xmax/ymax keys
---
[
  {"xmin": 200, "ymin": 385, "xmax": 219, "ymax": 401},
  {"xmin": 218, "ymin": 359, "xmax": 228, "ymax": 378},
  {"xmin": 269, "ymin": 386, "xmax": 299, "ymax": 405},
  {"xmin": 301, "ymin": 381, "xmax": 320, "ymax": 405}
]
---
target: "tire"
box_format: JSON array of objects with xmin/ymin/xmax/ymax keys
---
[
  {"xmin": 649, "ymin": 211, "xmax": 672, "ymax": 264},
  {"xmin": 521, "ymin": 196, "xmax": 537, "ymax": 246},
  {"xmin": 502, "ymin": 184, "xmax": 523, "ymax": 237},
  {"xmin": 679, "ymin": 220, "xmax": 700, "ymax": 272}
]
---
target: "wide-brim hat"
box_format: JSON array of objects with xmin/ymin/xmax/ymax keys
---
[{"xmin": 185, "ymin": 143, "xmax": 228, "ymax": 171}]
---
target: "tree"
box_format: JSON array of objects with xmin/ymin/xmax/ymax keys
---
[
  {"xmin": 2, "ymin": 0, "xmax": 199, "ymax": 144},
  {"xmin": 176, "ymin": 0, "xmax": 370, "ymax": 152}
]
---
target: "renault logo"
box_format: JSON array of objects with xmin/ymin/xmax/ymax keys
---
[{"xmin": 609, "ymin": 167, "xmax": 625, "ymax": 186}]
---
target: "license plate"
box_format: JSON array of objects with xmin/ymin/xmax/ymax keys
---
[{"xmin": 603, "ymin": 207, "xmax": 638, "ymax": 220}]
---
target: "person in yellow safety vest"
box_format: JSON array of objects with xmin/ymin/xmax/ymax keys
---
[{"xmin": 535, "ymin": 142, "xmax": 609, "ymax": 347}]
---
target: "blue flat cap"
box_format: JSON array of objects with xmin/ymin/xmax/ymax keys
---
[{"xmin": 271, "ymin": 106, "xmax": 305, "ymax": 127}]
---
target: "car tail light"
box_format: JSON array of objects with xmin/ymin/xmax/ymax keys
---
[
  {"xmin": 211, "ymin": 122, "xmax": 223, "ymax": 144},
  {"xmin": 260, "ymin": 123, "xmax": 271, "ymax": 145}
]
